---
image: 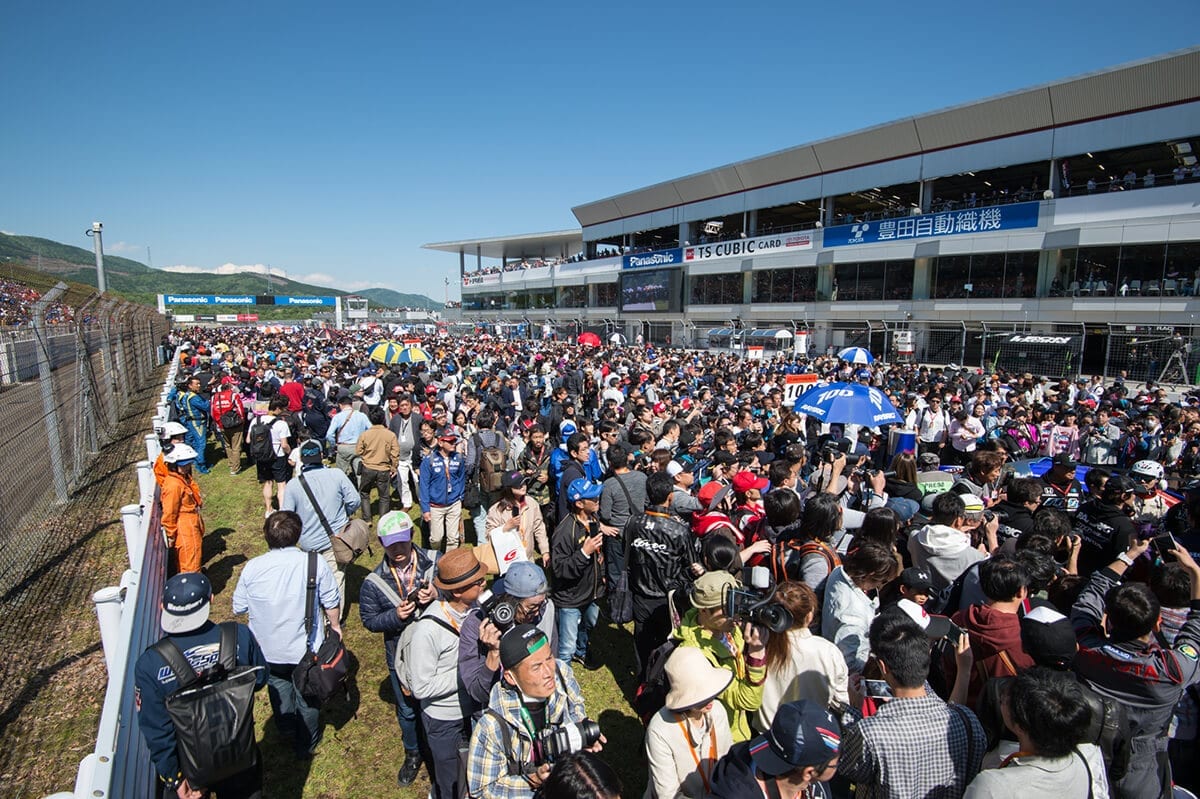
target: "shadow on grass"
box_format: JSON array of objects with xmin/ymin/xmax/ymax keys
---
[
  {"xmin": 598, "ymin": 707, "xmax": 648, "ymax": 794},
  {"xmin": 259, "ymin": 720, "xmax": 313, "ymax": 799},
  {"xmin": 0, "ymin": 641, "xmax": 102, "ymax": 741},
  {"xmin": 0, "ymin": 519, "xmax": 119, "ymax": 604},
  {"xmin": 590, "ymin": 621, "xmax": 639, "ymax": 703}
]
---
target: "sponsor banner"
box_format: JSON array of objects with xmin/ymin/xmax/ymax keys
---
[
  {"xmin": 275, "ymin": 295, "xmax": 336, "ymax": 306},
  {"xmin": 215, "ymin": 314, "xmax": 239, "ymax": 322},
  {"xmin": 794, "ymin": 331, "xmax": 809, "ymax": 356},
  {"xmin": 822, "ymin": 201, "xmax": 1040, "ymax": 248},
  {"xmin": 463, "ymin": 273, "xmax": 501, "ymax": 287},
  {"xmin": 172, "ymin": 314, "xmax": 196, "ymax": 322},
  {"xmin": 623, "ymin": 248, "xmax": 683, "ymax": 270},
  {"xmin": 782, "ymin": 373, "xmax": 820, "ymax": 407},
  {"xmin": 894, "ymin": 330, "xmax": 914, "ymax": 357},
  {"xmin": 683, "ymin": 231, "xmax": 813, "ymax": 263},
  {"xmin": 162, "ymin": 294, "xmax": 256, "ymax": 305},
  {"xmin": 196, "ymin": 314, "xmax": 217, "ymax": 322},
  {"xmin": 236, "ymin": 314, "xmax": 259, "ymax": 322},
  {"xmin": 1004, "ymin": 333, "xmax": 1079, "ymax": 346},
  {"xmin": 746, "ymin": 346, "xmax": 764, "ymax": 360}
]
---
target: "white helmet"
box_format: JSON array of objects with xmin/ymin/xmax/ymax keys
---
[
  {"xmin": 163, "ymin": 443, "xmax": 198, "ymax": 465},
  {"xmin": 1129, "ymin": 460, "xmax": 1164, "ymax": 481},
  {"xmin": 161, "ymin": 421, "xmax": 188, "ymax": 438}
]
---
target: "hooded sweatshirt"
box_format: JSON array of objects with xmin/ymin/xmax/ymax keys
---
[
  {"xmin": 907, "ymin": 523, "xmax": 987, "ymax": 592},
  {"xmin": 950, "ymin": 603, "xmax": 1034, "ymax": 707},
  {"xmin": 708, "ymin": 741, "xmax": 832, "ymax": 799}
]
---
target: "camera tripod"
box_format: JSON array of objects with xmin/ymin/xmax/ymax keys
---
[{"xmin": 1159, "ymin": 346, "xmax": 1190, "ymax": 385}]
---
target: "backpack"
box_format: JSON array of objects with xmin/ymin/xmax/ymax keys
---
[
  {"xmin": 394, "ymin": 613, "xmax": 460, "ymax": 695},
  {"xmin": 151, "ymin": 623, "xmax": 262, "ymax": 788},
  {"xmin": 633, "ymin": 638, "xmax": 679, "ymax": 724},
  {"xmin": 769, "ymin": 540, "xmax": 840, "ymax": 586},
  {"xmin": 473, "ymin": 432, "xmax": 508, "ymax": 493},
  {"xmin": 248, "ymin": 416, "xmax": 280, "ymax": 462}
]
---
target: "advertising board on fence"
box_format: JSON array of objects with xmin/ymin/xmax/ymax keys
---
[{"xmin": 822, "ymin": 201, "xmax": 1040, "ymax": 248}]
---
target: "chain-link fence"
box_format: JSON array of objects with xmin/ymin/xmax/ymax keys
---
[
  {"xmin": 1104, "ymin": 324, "xmax": 1200, "ymax": 385},
  {"xmin": 0, "ymin": 286, "xmax": 168, "ymax": 595}
]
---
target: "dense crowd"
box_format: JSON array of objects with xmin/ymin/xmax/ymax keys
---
[
  {"xmin": 137, "ymin": 325, "xmax": 1200, "ymax": 799},
  {"xmin": 0, "ymin": 277, "xmax": 78, "ymax": 327}
]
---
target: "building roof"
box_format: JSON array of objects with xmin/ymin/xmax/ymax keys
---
[
  {"xmin": 423, "ymin": 230, "xmax": 582, "ymax": 261},
  {"xmin": 572, "ymin": 47, "xmax": 1200, "ymax": 227}
]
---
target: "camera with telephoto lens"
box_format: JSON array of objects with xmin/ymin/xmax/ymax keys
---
[
  {"xmin": 725, "ymin": 566, "xmax": 793, "ymax": 634},
  {"xmin": 528, "ymin": 719, "xmax": 602, "ymax": 769},
  {"xmin": 479, "ymin": 593, "xmax": 519, "ymax": 633}
]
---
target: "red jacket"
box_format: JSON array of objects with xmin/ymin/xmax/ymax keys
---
[
  {"xmin": 950, "ymin": 603, "xmax": 1035, "ymax": 707},
  {"xmin": 209, "ymin": 389, "xmax": 245, "ymax": 431}
]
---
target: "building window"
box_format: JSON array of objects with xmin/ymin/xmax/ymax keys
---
[
  {"xmin": 933, "ymin": 253, "xmax": 1037, "ymax": 299},
  {"xmin": 595, "ymin": 283, "xmax": 617, "ymax": 307},
  {"xmin": 752, "ymin": 268, "xmax": 817, "ymax": 303},
  {"xmin": 689, "ymin": 273, "xmax": 743, "ymax": 305},
  {"xmin": 834, "ymin": 260, "xmax": 914, "ymax": 301}
]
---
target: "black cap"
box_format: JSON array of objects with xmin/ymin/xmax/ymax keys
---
[{"xmin": 499, "ymin": 624, "xmax": 549, "ymax": 670}]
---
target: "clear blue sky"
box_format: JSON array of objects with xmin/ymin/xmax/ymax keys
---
[{"xmin": 1, "ymin": 0, "xmax": 1194, "ymax": 302}]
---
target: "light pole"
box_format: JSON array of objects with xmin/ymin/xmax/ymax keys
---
[{"xmin": 85, "ymin": 221, "xmax": 106, "ymax": 292}]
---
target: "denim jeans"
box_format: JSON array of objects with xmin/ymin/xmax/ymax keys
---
[
  {"xmin": 266, "ymin": 664, "xmax": 321, "ymax": 756},
  {"xmin": 387, "ymin": 667, "xmax": 421, "ymax": 752},
  {"xmin": 556, "ymin": 602, "xmax": 599, "ymax": 661}
]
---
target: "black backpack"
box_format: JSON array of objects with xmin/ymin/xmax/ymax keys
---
[
  {"xmin": 633, "ymin": 638, "xmax": 678, "ymax": 724},
  {"xmin": 151, "ymin": 623, "xmax": 262, "ymax": 788},
  {"xmin": 248, "ymin": 417, "xmax": 280, "ymax": 462}
]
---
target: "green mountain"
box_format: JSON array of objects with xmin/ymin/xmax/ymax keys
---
[
  {"xmin": 0, "ymin": 232, "xmax": 443, "ymax": 312},
  {"xmin": 357, "ymin": 287, "xmax": 443, "ymax": 309}
]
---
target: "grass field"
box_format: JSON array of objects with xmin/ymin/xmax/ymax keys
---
[{"xmin": 197, "ymin": 454, "xmax": 649, "ymax": 798}]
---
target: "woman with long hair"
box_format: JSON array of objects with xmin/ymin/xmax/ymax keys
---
[{"xmin": 755, "ymin": 582, "xmax": 849, "ymax": 732}]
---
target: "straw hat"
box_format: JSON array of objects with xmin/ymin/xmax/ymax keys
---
[{"xmin": 664, "ymin": 646, "xmax": 734, "ymax": 712}]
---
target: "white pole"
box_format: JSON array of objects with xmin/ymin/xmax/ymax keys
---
[
  {"xmin": 92, "ymin": 586, "xmax": 125, "ymax": 676},
  {"xmin": 145, "ymin": 433, "xmax": 161, "ymax": 462},
  {"xmin": 136, "ymin": 460, "xmax": 155, "ymax": 509},
  {"xmin": 120, "ymin": 504, "xmax": 144, "ymax": 573}
]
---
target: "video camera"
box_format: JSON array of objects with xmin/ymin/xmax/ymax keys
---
[
  {"xmin": 819, "ymin": 437, "xmax": 862, "ymax": 468},
  {"xmin": 725, "ymin": 566, "xmax": 793, "ymax": 634}
]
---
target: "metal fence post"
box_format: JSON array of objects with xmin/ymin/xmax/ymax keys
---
[
  {"xmin": 959, "ymin": 321, "xmax": 968, "ymax": 368},
  {"xmin": 33, "ymin": 283, "xmax": 70, "ymax": 503}
]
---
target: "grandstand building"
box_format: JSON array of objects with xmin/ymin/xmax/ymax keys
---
[{"xmin": 426, "ymin": 47, "xmax": 1200, "ymax": 379}]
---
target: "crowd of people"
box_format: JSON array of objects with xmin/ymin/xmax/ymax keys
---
[
  {"xmin": 135, "ymin": 325, "xmax": 1200, "ymax": 799},
  {"xmin": 0, "ymin": 277, "xmax": 80, "ymax": 327}
]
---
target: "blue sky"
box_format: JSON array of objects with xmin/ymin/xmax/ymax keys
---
[{"xmin": 1, "ymin": 0, "xmax": 1194, "ymax": 302}]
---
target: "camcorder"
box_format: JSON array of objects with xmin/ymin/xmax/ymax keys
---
[
  {"xmin": 725, "ymin": 566, "xmax": 793, "ymax": 634},
  {"xmin": 820, "ymin": 437, "xmax": 862, "ymax": 468},
  {"xmin": 525, "ymin": 719, "xmax": 602, "ymax": 771}
]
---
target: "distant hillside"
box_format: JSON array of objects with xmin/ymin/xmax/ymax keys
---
[
  {"xmin": 357, "ymin": 287, "xmax": 443, "ymax": 309},
  {"xmin": 0, "ymin": 232, "xmax": 443, "ymax": 312}
]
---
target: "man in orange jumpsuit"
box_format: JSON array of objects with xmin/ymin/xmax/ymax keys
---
[{"xmin": 161, "ymin": 443, "xmax": 205, "ymax": 574}]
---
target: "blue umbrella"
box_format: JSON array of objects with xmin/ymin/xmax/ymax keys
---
[
  {"xmin": 837, "ymin": 346, "xmax": 875, "ymax": 365},
  {"xmin": 793, "ymin": 382, "xmax": 903, "ymax": 427}
]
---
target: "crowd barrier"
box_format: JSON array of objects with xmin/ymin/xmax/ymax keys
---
[{"xmin": 44, "ymin": 349, "xmax": 180, "ymax": 799}]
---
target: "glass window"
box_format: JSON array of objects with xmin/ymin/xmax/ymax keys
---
[
  {"xmin": 932, "ymin": 255, "xmax": 970, "ymax": 299},
  {"xmin": 833, "ymin": 264, "xmax": 859, "ymax": 300},
  {"xmin": 1116, "ymin": 244, "xmax": 1166, "ymax": 294},
  {"xmin": 557, "ymin": 287, "xmax": 586, "ymax": 308},
  {"xmin": 1166, "ymin": 242, "xmax": 1200, "ymax": 296},
  {"xmin": 970, "ymin": 253, "xmax": 1005, "ymax": 298},
  {"xmin": 857, "ymin": 263, "xmax": 886, "ymax": 301},
  {"xmin": 690, "ymin": 273, "xmax": 743, "ymax": 305},
  {"xmin": 595, "ymin": 283, "xmax": 617, "ymax": 307},
  {"xmin": 752, "ymin": 268, "xmax": 817, "ymax": 303},
  {"xmin": 885, "ymin": 261, "xmax": 915, "ymax": 300},
  {"xmin": 1002, "ymin": 252, "xmax": 1038, "ymax": 298}
]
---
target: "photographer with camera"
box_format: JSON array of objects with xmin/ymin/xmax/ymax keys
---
[
  {"xmin": 460, "ymin": 561, "xmax": 556, "ymax": 709},
  {"xmin": 358, "ymin": 511, "xmax": 440, "ymax": 787},
  {"xmin": 465, "ymin": 624, "xmax": 603, "ymax": 799},
  {"xmin": 673, "ymin": 571, "xmax": 769, "ymax": 743}
]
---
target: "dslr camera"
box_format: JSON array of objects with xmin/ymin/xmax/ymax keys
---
[
  {"xmin": 479, "ymin": 592, "xmax": 519, "ymax": 634},
  {"xmin": 527, "ymin": 719, "xmax": 602, "ymax": 770},
  {"xmin": 724, "ymin": 566, "xmax": 793, "ymax": 634}
]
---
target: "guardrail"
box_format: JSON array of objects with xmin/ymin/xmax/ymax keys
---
[{"xmin": 45, "ymin": 350, "xmax": 180, "ymax": 799}]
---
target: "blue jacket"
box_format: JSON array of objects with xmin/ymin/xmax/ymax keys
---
[
  {"xmin": 358, "ymin": 550, "xmax": 439, "ymax": 667},
  {"xmin": 419, "ymin": 449, "xmax": 468, "ymax": 513},
  {"xmin": 133, "ymin": 622, "xmax": 267, "ymax": 785},
  {"xmin": 168, "ymin": 388, "xmax": 210, "ymax": 426}
]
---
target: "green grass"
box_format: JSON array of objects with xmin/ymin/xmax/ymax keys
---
[{"xmin": 197, "ymin": 453, "xmax": 648, "ymax": 798}]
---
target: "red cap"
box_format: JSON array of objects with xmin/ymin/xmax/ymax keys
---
[
  {"xmin": 698, "ymin": 480, "xmax": 731, "ymax": 510},
  {"xmin": 732, "ymin": 471, "xmax": 769, "ymax": 494}
]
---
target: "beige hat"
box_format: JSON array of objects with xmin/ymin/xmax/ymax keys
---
[
  {"xmin": 664, "ymin": 646, "xmax": 734, "ymax": 711},
  {"xmin": 691, "ymin": 571, "xmax": 738, "ymax": 610}
]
